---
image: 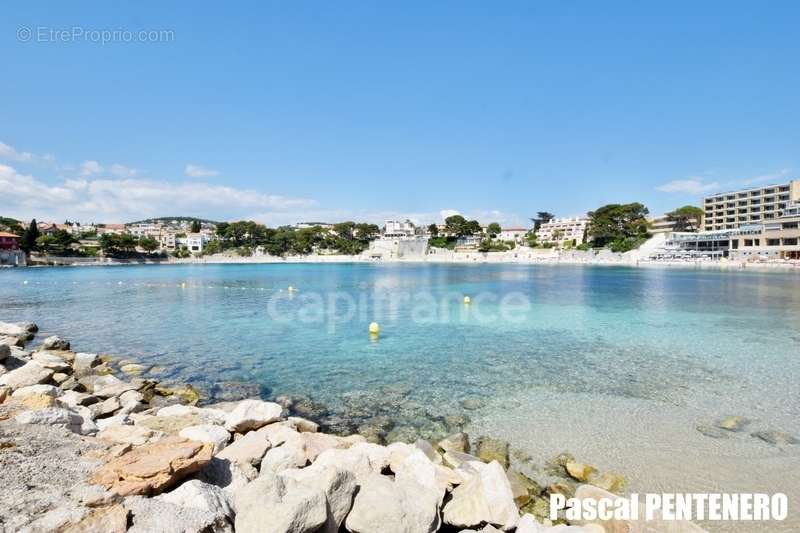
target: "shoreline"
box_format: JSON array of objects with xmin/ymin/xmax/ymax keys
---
[
  {"xmin": 13, "ymin": 251, "xmax": 800, "ymax": 273},
  {"xmin": 0, "ymin": 321, "xmax": 709, "ymax": 532}
]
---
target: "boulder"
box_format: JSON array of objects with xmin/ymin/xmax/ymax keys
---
[
  {"xmin": 312, "ymin": 447, "xmax": 378, "ymax": 482},
  {"xmin": 157, "ymin": 404, "xmax": 227, "ymax": 425},
  {"xmin": 92, "ymin": 375, "xmax": 139, "ymax": 398},
  {"xmin": 414, "ymin": 439, "xmax": 443, "ymax": 464},
  {"xmin": 224, "ymin": 399, "xmax": 283, "ymax": 432},
  {"xmin": 438, "ymin": 432, "xmax": 470, "ymax": 454},
  {"xmin": 259, "ymin": 440, "xmax": 308, "ymax": 474},
  {"xmin": 137, "ymin": 414, "xmax": 208, "ymax": 434},
  {"xmin": 476, "ymin": 436, "xmax": 510, "ymax": 469},
  {"xmin": 10, "ymin": 383, "xmax": 59, "ymax": 399},
  {"xmin": 42, "ymin": 335, "xmax": 70, "ymax": 351},
  {"xmin": 289, "ymin": 416, "xmax": 319, "ymax": 433},
  {"xmin": 73, "ymin": 352, "xmax": 101, "ymax": 372},
  {"xmin": 443, "ymin": 450, "xmax": 481, "ymax": 469},
  {"xmin": 716, "ymin": 415, "xmax": 749, "ymax": 432},
  {"xmin": 15, "ymin": 407, "xmax": 97, "ymax": 435},
  {"xmin": 281, "ymin": 465, "xmax": 357, "ymax": 533},
  {"xmin": 0, "ymin": 343, "xmax": 10, "ymax": 361},
  {"xmin": 0, "ymin": 385, "xmax": 9, "ymax": 403},
  {"xmin": 58, "ymin": 390, "xmax": 98, "ymax": 408},
  {"xmin": 507, "ymin": 467, "xmax": 539, "ymax": 507},
  {"xmin": 59, "ymin": 503, "xmax": 128, "ymax": 533},
  {"xmin": 125, "ymin": 493, "xmax": 235, "ymax": 533},
  {"xmin": 97, "ymin": 414, "xmax": 134, "ymax": 431},
  {"xmin": 97, "ymin": 424, "xmax": 164, "ymax": 446},
  {"xmin": 90, "ymin": 436, "xmax": 213, "ymax": 496},
  {"xmin": 198, "ymin": 457, "xmax": 259, "ymax": 494},
  {"xmin": 31, "ymin": 351, "xmax": 72, "ymax": 372},
  {"xmin": 442, "ymin": 460, "xmax": 519, "ymax": 531},
  {"xmin": 17, "ymin": 392, "xmax": 57, "ymax": 410},
  {"xmin": 216, "ymin": 427, "xmax": 273, "ymax": 467},
  {"xmin": 235, "ymin": 472, "xmax": 328, "ymax": 533},
  {"xmin": 158, "ymin": 479, "xmax": 235, "ymax": 528},
  {"xmin": 565, "ymin": 462, "xmax": 596, "ymax": 482},
  {"xmin": 344, "ymin": 473, "xmax": 441, "ymax": 533},
  {"xmin": 0, "ymin": 321, "xmax": 36, "ymax": 337},
  {"xmin": 90, "ymin": 396, "xmax": 123, "ymax": 418},
  {"xmin": 179, "ymin": 424, "xmax": 231, "ymax": 454},
  {"xmin": 0, "ymin": 360, "xmax": 54, "ymax": 389},
  {"xmin": 751, "ymin": 430, "xmax": 799, "ymax": 447}
]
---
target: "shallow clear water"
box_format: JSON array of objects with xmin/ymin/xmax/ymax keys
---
[{"xmin": 2, "ymin": 263, "xmax": 799, "ymax": 530}]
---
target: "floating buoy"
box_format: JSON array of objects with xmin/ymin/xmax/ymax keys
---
[
  {"xmin": 118, "ymin": 281, "xmax": 123, "ymax": 285},
  {"xmin": 463, "ymin": 296, "xmax": 471, "ymax": 304},
  {"xmin": 23, "ymin": 280, "xmax": 28, "ymax": 285},
  {"xmin": 288, "ymin": 285, "xmax": 297, "ymax": 292},
  {"xmin": 180, "ymin": 282, "xmax": 187, "ymax": 288},
  {"xmin": 368, "ymin": 322, "xmax": 380, "ymax": 335}
]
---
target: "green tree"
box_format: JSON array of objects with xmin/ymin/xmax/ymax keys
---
[
  {"xmin": 487, "ymin": 222, "xmax": 501, "ymax": 236},
  {"xmin": 190, "ymin": 220, "xmax": 201, "ymax": 233},
  {"xmin": 587, "ymin": 203, "xmax": 650, "ymax": 251},
  {"xmin": 666, "ymin": 205, "xmax": 704, "ymax": 232},
  {"xmin": 35, "ymin": 229, "xmax": 75, "ymax": 256},
  {"xmin": 138, "ymin": 236, "xmax": 159, "ymax": 253},
  {"xmin": 427, "ymin": 224, "xmax": 438, "ymax": 237},
  {"xmin": 20, "ymin": 219, "xmax": 40, "ymax": 253},
  {"xmin": 444, "ymin": 215, "xmax": 468, "ymax": 236},
  {"xmin": 531, "ymin": 212, "xmax": 555, "ymax": 231}
]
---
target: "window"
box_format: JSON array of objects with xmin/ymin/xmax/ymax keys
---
[
  {"xmin": 783, "ymin": 222, "xmax": 799, "ymax": 229},
  {"xmin": 783, "ymin": 238, "xmax": 798, "ymax": 246},
  {"xmin": 767, "ymin": 239, "xmax": 780, "ymax": 246}
]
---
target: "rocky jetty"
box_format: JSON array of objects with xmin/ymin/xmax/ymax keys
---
[{"xmin": 0, "ymin": 321, "xmax": 705, "ymax": 532}]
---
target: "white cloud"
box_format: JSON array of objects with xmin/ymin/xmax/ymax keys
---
[
  {"xmin": 656, "ymin": 178, "xmax": 721, "ymax": 195},
  {"xmin": 110, "ymin": 163, "xmax": 137, "ymax": 178},
  {"xmin": 0, "ymin": 141, "xmax": 36, "ymax": 163},
  {"xmin": 0, "ymin": 163, "xmax": 315, "ymax": 223},
  {"xmin": 185, "ymin": 164, "xmax": 219, "ymax": 178},
  {"xmin": 80, "ymin": 160, "xmax": 103, "ymax": 176},
  {"xmin": 740, "ymin": 168, "xmax": 791, "ymax": 186}
]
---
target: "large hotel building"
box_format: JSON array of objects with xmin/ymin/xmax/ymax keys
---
[{"xmin": 702, "ymin": 179, "xmax": 800, "ymax": 231}]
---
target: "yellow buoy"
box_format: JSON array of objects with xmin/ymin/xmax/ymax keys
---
[
  {"xmin": 288, "ymin": 285, "xmax": 297, "ymax": 292},
  {"xmin": 463, "ymin": 296, "xmax": 471, "ymax": 304},
  {"xmin": 368, "ymin": 322, "xmax": 380, "ymax": 334},
  {"xmin": 180, "ymin": 282, "xmax": 187, "ymax": 288}
]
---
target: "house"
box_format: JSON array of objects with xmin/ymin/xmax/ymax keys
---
[
  {"xmin": 496, "ymin": 228, "xmax": 528, "ymax": 243},
  {"xmin": 383, "ymin": 220, "xmax": 416, "ymax": 239},
  {"xmin": 536, "ymin": 217, "xmax": 589, "ymax": 247},
  {"xmin": 0, "ymin": 232, "xmax": 20, "ymax": 250},
  {"xmin": 96, "ymin": 224, "xmax": 127, "ymax": 235},
  {"xmin": 184, "ymin": 233, "xmax": 209, "ymax": 253}
]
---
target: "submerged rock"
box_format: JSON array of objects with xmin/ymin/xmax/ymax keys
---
[
  {"xmin": 476, "ymin": 436, "xmax": 510, "ymax": 469},
  {"xmin": 716, "ymin": 415, "xmax": 749, "ymax": 432},
  {"xmin": 565, "ymin": 462, "xmax": 596, "ymax": 482},
  {"xmin": 751, "ymin": 430, "xmax": 799, "ymax": 447},
  {"xmin": 438, "ymin": 432, "xmax": 470, "ymax": 454}
]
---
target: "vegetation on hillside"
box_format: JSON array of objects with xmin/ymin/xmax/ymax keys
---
[
  {"xmin": 586, "ymin": 203, "xmax": 650, "ymax": 252},
  {"xmin": 666, "ymin": 205, "xmax": 704, "ymax": 232}
]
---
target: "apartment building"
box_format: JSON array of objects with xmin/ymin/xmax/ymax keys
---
[
  {"xmin": 648, "ymin": 215, "xmax": 679, "ymax": 234},
  {"xmin": 729, "ymin": 203, "xmax": 800, "ymax": 260},
  {"xmin": 496, "ymin": 228, "xmax": 529, "ymax": 243},
  {"xmin": 536, "ymin": 217, "xmax": 588, "ymax": 246},
  {"xmin": 702, "ymin": 179, "xmax": 800, "ymax": 231}
]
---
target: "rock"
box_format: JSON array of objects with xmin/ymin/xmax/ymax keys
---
[
  {"xmin": 461, "ymin": 397, "xmax": 483, "ymax": 410},
  {"xmin": 281, "ymin": 465, "xmax": 357, "ymax": 533},
  {"xmin": 158, "ymin": 479, "xmax": 235, "ymax": 528},
  {"xmin": 90, "ymin": 396, "xmax": 123, "ymax": 418},
  {"xmin": 565, "ymin": 462, "xmax": 596, "ymax": 482},
  {"xmin": 0, "ymin": 343, "xmax": 10, "ymax": 361},
  {"xmin": 154, "ymin": 383, "xmax": 202, "ymax": 405},
  {"xmin": 224, "ymin": 399, "xmax": 283, "ymax": 432},
  {"xmin": 92, "ymin": 375, "xmax": 138, "ymax": 398},
  {"xmin": 438, "ymin": 432, "xmax": 470, "ymax": 454},
  {"xmin": 10, "ymin": 383, "xmax": 59, "ymax": 399},
  {"xmin": 73, "ymin": 352, "xmax": 101, "ymax": 372},
  {"xmin": 443, "ymin": 450, "xmax": 482, "ymax": 469},
  {"xmin": 507, "ymin": 467, "xmax": 539, "ymax": 507},
  {"xmin": 289, "ymin": 416, "xmax": 319, "ymax": 433},
  {"xmin": 442, "ymin": 460, "xmax": 519, "ymax": 531},
  {"xmin": 414, "ymin": 439, "xmax": 443, "ymax": 464},
  {"xmin": 18, "ymin": 393, "xmax": 57, "ymax": 409},
  {"xmin": 157, "ymin": 404, "xmax": 227, "ymax": 424},
  {"xmin": 90, "ymin": 436, "xmax": 213, "ymax": 496},
  {"xmin": 235, "ymin": 472, "xmax": 327, "ymax": 533},
  {"xmin": 215, "ymin": 427, "xmax": 272, "ymax": 466},
  {"xmin": 587, "ymin": 472, "xmax": 626, "ymax": 494},
  {"xmin": 52, "ymin": 372, "xmax": 69, "ymax": 384},
  {"xmin": 31, "ymin": 350, "xmax": 72, "ymax": 372},
  {"xmin": 97, "ymin": 414, "xmax": 133, "ymax": 431},
  {"xmin": 0, "ymin": 385, "xmax": 9, "ymax": 403},
  {"xmin": 198, "ymin": 457, "xmax": 259, "ymax": 494},
  {"xmin": 120, "ymin": 363, "xmax": 147, "ymax": 375},
  {"xmin": 42, "ymin": 335, "xmax": 70, "ymax": 350},
  {"xmin": 547, "ymin": 481, "xmax": 576, "ymax": 500},
  {"xmin": 348, "ymin": 442, "xmax": 391, "ymax": 473},
  {"xmin": 259, "ymin": 440, "xmax": 308, "ymax": 474},
  {"xmin": 751, "ymin": 430, "xmax": 799, "ymax": 447},
  {"xmin": 0, "ymin": 336, "xmax": 24, "ymax": 349},
  {"xmin": 0, "ymin": 360, "xmax": 54, "ymax": 389},
  {"xmin": 179, "ymin": 424, "xmax": 231, "ymax": 454},
  {"xmin": 58, "ymin": 390, "xmax": 98, "ymax": 407},
  {"xmin": 344, "ymin": 473, "xmax": 441, "ymax": 533},
  {"xmin": 301, "ymin": 431, "xmax": 349, "ymax": 462},
  {"xmin": 696, "ymin": 425, "xmax": 730, "ymax": 439},
  {"xmin": 0, "ymin": 321, "xmax": 36, "ymax": 337},
  {"xmin": 59, "ymin": 503, "xmax": 128, "ymax": 533},
  {"xmin": 138, "ymin": 414, "xmax": 207, "ymax": 434},
  {"xmin": 476, "ymin": 436, "xmax": 510, "ymax": 469},
  {"xmin": 551, "ymin": 452, "xmax": 576, "ymax": 468},
  {"xmin": 15, "ymin": 406, "xmax": 96, "ymax": 435},
  {"xmin": 97, "ymin": 424, "xmax": 164, "ymax": 446},
  {"xmin": 717, "ymin": 415, "xmax": 749, "ymax": 432},
  {"xmin": 125, "ymin": 493, "xmax": 235, "ymax": 533}
]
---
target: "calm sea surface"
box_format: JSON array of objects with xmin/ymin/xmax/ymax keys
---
[{"xmin": 2, "ymin": 263, "xmax": 799, "ymax": 530}]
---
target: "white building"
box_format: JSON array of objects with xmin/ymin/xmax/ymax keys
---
[
  {"xmin": 183, "ymin": 233, "xmax": 210, "ymax": 254},
  {"xmin": 383, "ymin": 219, "xmax": 416, "ymax": 239},
  {"xmin": 496, "ymin": 228, "xmax": 529, "ymax": 243},
  {"xmin": 536, "ymin": 217, "xmax": 589, "ymax": 247}
]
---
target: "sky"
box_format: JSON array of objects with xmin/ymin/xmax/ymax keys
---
[{"xmin": 2, "ymin": 1, "xmax": 799, "ymax": 227}]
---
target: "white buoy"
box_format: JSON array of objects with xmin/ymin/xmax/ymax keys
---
[
  {"xmin": 180, "ymin": 282, "xmax": 187, "ymax": 288},
  {"xmin": 369, "ymin": 322, "xmax": 380, "ymax": 335},
  {"xmin": 23, "ymin": 280, "xmax": 28, "ymax": 285},
  {"xmin": 463, "ymin": 296, "xmax": 471, "ymax": 304},
  {"xmin": 288, "ymin": 285, "xmax": 297, "ymax": 292}
]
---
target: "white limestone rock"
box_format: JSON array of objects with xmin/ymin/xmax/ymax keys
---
[
  {"xmin": 179, "ymin": 424, "xmax": 231, "ymax": 454},
  {"xmin": 158, "ymin": 480, "xmax": 235, "ymax": 527},
  {"xmin": 280, "ymin": 465, "xmax": 357, "ymax": 533},
  {"xmin": 442, "ymin": 460, "xmax": 519, "ymax": 531},
  {"xmin": 0, "ymin": 361, "xmax": 54, "ymax": 389},
  {"xmin": 215, "ymin": 428, "xmax": 272, "ymax": 466},
  {"xmin": 224, "ymin": 399, "xmax": 283, "ymax": 432},
  {"xmin": 42, "ymin": 335, "xmax": 70, "ymax": 350},
  {"xmin": 259, "ymin": 440, "xmax": 308, "ymax": 474},
  {"xmin": 198, "ymin": 457, "xmax": 259, "ymax": 495},
  {"xmin": 14, "ymin": 407, "xmax": 97, "ymax": 435},
  {"xmin": 234, "ymin": 472, "xmax": 327, "ymax": 533},
  {"xmin": 11, "ymin": 383, "xmax": 60, "ymax": 399},
  {"xmin": 344, "ymin": 473, "xmax": 441, "ymax": 533},
  {"xmin": 32, "ymin": 351, "xmax": 71, "ymax": 371}
]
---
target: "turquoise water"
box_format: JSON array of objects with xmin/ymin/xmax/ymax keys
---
[{"xmin": 3, "ymin": 263, "xmax": 800, "ymax": 529}]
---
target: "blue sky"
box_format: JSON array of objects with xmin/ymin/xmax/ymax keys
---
[{"xmin": 2, "ymin": 1, "xmax": 799, "ymax": 227}]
